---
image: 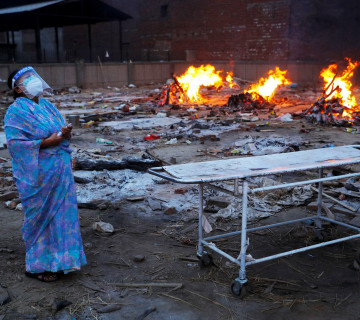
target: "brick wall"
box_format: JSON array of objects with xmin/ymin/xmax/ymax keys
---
[
  {"xmin": 60, "ymin": 0, "xmax": 360, "ymax": 63},
  {"xmin": 288, "ymin": 0, "xmax": 360, "ymax": 62},
  {"xmin": 61, "ymin": 0, "xmax": 290, "ymax": 62},
  {"xmin": 121, "ymin": 0, "xmax": 290, "ymax": 62}
]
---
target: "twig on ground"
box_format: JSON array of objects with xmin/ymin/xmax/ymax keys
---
[
  {"xmin": 159, "ymin": 293, "xmax": 202, "ymax": 310},
  {"xmin": 311, "ymin": 186, "xmax": 357, "ymax": 212},
  {"xmin": 113, "ymin": 282, "xmax": 183, "ymax": 289},
  {"xmin": 77, "ymin": 280, "xmax": 106, "ymax": 293}
]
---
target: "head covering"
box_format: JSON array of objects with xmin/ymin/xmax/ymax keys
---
[{"xmin": 11, "ymin": 66, "xmax": 53, "ymax": 99}]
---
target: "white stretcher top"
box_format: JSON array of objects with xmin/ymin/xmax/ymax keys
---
[{"xmin": 152, "ymin": 146, "xmax": 360, "ymax": 183}]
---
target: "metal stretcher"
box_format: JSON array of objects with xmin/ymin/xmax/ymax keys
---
[{"xmin": 149, "ymin": 145, "xmax": 360, "ymax": 296}]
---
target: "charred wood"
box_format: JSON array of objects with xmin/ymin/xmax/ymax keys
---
[
  {"xmin": 322, "ymin": 72, "xmax": 337, "ymax": 96},
  {"xmin": 74, "ymin": 176, "xmax": 93, "ymax": 184},
  {"xmin": 73, "ymin": 155, "xmax": 162, "ymax": 171},
  {"xmin": 227, "ymin": 92, "xmax": 275, "ymax": 111},
  {"xmin": 172, "ymin": 73, "xmax": 190, "ymax": 102}
]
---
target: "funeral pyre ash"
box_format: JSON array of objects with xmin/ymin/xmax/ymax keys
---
[{"xmin": 303, "ymin": 58, "xmax": 360, "ymax": 126}]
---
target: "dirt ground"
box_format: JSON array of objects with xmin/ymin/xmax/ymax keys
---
[{"xmin": 1, "ymin": 84, "xmax": 360, "ymax": 319}]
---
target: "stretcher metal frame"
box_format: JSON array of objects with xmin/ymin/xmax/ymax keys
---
[{"xmin": 148, "ymin": 145, "xmax": 360, "ymax": 295}]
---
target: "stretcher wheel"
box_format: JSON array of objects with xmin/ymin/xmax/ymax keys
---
[
  {"xmin": 197, "ymin": 253, "xmax": 213, "ymax": 267},
  {"xmin": 231, "ymin": 281, "xmax": 247, "ymax": 298}
]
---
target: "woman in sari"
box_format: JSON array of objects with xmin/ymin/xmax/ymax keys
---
[{"xmin": 5, "ymin": 67, "xmax": 86, "ymax": 282}]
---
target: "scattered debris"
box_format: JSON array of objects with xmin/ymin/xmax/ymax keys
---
[
  {"xmin": 144, "ymin": 134, "xmax": 160, "ymax": 141},
  {"xmin": 164, "ymin": 206, "xmax": 177, "ymax": 215},
  {"xmin": 92, "ymin": 221, "xmax": 114, "ymax": 233},
  {"xmin": 276, "ymin": 113, "xmax": 293, "ymax": 122},
  {"xmin": 133, "ymin": 254, "xmax": 146, "ymax": 262},
  {"xmin": 230, "ymin": 136, "xmax": 301, "ymax": 156},
  {"xmin": 97, "ymin": 305, "xmax": 122, "ymax": 313},
  {"xmin": 96, "ymin": 137, "xmax": 113, "ymax": 144},
  {"xmin": 0, "ymin": 191, "xmax": 18, "ymax": 201},
  {"xmin": 127, "ymin": 197, "xmax": 145, "ymax": 202},
  {"xmin": 53, "ymin": 300, "xmax": 72, "ymax": 312}
]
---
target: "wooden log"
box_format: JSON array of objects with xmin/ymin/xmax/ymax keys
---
[
  {"xmin": 164, "ymin": 86, "xmax": 171, "ymax": 105},
  {"xmin": 172, "ymin": 73, "xmax": 190, "ymax": 102},
  {"xmin": 311, "ymin": 186, "xmax": 357, "ymax": 212},
  {"xmin": 73, "ymin": 155, "xmax": 162, "ymax": 171},
  {"xmin": 97, "ymin": 305, "xmax": 122, "ymax": 313},
  {"xmin": 322, "ymin": 72, "xmax": 337, "ymax": 97},
  {"xmin": 74, "ymin": 176, "xmax": 92, "ymax": 184}
]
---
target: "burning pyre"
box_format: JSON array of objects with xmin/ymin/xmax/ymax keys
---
[
  {"xmin": 156, "ymin": 65, "xmax": 237, "ymax": 105},
  {"xmin": 156, "ymin": 64, "xmax": 291, "ymax": 112},
  {"xmin": 227, "ymin": 67, "xmax": 291, "ymax": 113},
  {"xmin": 304, "ymin": 58, "xmax": 360, "ymax": 126},
  {"xmin": 155, "ymin": 59, "xmax": 360, "ymax": 126},
  {"xmin": 245, "ymin": 67, "xmax": 291, "ymax": 101}
]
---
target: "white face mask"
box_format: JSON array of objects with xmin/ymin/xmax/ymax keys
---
[{"xmin": 23, "ymin": 76, "xmax": 43, "ymax": 97}]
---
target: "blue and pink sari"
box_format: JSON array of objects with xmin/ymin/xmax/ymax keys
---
[{"xmin": 5, "ymin": 97, "xmax": 86, "ymax": 273}]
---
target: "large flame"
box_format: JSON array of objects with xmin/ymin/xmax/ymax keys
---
[
  {"xmin": 176, "ymin": 65, "xmax": 231, "ymax": 102},
  {"xmin": 321, "ymin": 58, "xmax": 360, "ymax": 113},
  {"xmin": 245, "ymin": 67, "xmax": 291, "ymax": 100}
]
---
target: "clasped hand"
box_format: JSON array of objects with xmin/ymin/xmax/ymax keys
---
[
  {"xmin": 61, "ymin": 125, "xmax": 72, "ymax": 140},
  {"xmin": 40, "ymin": 125, "xmax": 73, "ymax": 148}
]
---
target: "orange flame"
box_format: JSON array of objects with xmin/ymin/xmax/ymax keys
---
[
  {"xmin": 245, "ymin": 67, "xmax": 291, "ymax": 100},
  {"xmin": 226, "ymin": 72, "xmax": 236, "ymax": 88},
  {"xmin": 175, "ymin": 65, "xmax": 236, "ymax": 102},
  {"xmin": 321, "ymin": 58, "xmax": 360, "ymax": 115}
]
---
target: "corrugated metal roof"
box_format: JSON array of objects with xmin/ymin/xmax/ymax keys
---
[{"xmin": 0, "ymin": 0, "xmax": 64, "ymax": 15}]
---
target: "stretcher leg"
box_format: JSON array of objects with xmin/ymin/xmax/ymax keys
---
[
  {"xmin": 315, "ymin": 168, "xmax": 324, "ymax": 239},
  {"xmin": 197, "ymin": 183, "xmax": 213, "ymax": 266},
  {"xmin": 232, "ymin": 180, "xmax": 248, "ymax": 297}
]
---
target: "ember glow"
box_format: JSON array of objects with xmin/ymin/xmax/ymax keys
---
[
  {"xmin": 321, "ymin": 58, "xmax": 360, "ymax": 114},
  {"xmin": 245, "ymin": 67, "xmax": 291, "ymax": 101},
  {"xmin": 175, "ymin": 65, "xmax": 234, "ymax": 102}
]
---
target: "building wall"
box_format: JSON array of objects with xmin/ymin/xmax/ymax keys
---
[
  {"xmin": 1, "ymin": 0, "xmax": 359, "ymax": 64},
  {"xmin": 288, "ymin": 0, "xmax": 360, "ymax": 62},
  {"xmin": 59, "ymin": 0, "xmax": 290, "ymax": 62},
  {"xmin": 119, "ymin": 0, "xmax": 290, "ymax": 62},
  {"xmin": 0, "ymin": 28, "xmax": 63, "ymax": 63},
  {"xmin": 105, "ymin": 0, "xmax": 360, "ymax": 63},
  {"xmin": 62, "ymin": 21, "xmax": 121, "ymax": 62}
]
